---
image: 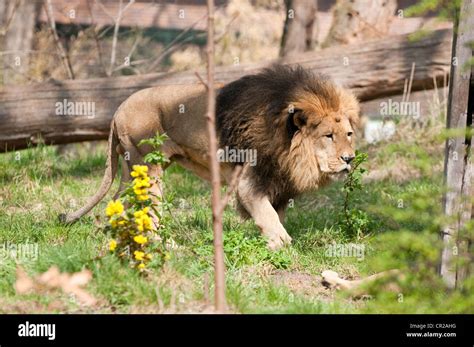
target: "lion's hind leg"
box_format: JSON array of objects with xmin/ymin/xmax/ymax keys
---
[{"xmin": 113, "ymin": 158, "xmax": 130, "ymax": 200}]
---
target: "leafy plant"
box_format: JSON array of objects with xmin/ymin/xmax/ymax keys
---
[
  {"xmin": 404, "ymin": 0, "xmax": 461, "ymax": 21},
  {"xmin": 103, "ymin": 133, "xmax": 173, "ymax": 273},
  {"xmin": 138, "ymin": 132, "xmax": 170, "ymax": 167},
  {"xmin": 339, "ymin": 151, "xmax": 370, "ymax": 239},
  {"xmin": 193, "ymin": 228, "xmax": 291, "ymax": 271}
]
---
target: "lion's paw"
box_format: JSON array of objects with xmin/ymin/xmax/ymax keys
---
[{"xmin": 266, "ymin": 230, "xmax": 292, "ymax": 251}]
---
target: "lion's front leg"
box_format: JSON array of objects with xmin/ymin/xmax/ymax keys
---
[{"xmin": 236, "ymin": 167, "xmax": 292, "ymax": 250}]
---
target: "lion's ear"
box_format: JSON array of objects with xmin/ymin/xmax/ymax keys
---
[
  {"xmin": 287, "ymin": 109, "xmax": 307, "ymax": 138},
  {"xmin": 291, "ymin": 109, "xmax": 307, "ymax": 129}
]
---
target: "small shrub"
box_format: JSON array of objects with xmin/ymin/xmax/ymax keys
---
[
  {"xmin": 103, "ymin": 133, "xmax": 171, "ymax": 272},
  {"xmin": 338, "ymin": 151, "xmax": 371, "ymax": 239}
]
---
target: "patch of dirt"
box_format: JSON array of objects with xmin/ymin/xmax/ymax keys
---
[
  {"xmin": 270, "ymin": 270, "xmax": 334, "ymax": 301},
  {"xmin": 0, "ymin": 297, "xmax": 114, "ymax": 314},
  {"xmin": 130, "ymin": 301, "xmax": 220, "ymax": 314},
  {"xmin": 0, "ymin": 299, "xmax": 65, "ymax": 314}
]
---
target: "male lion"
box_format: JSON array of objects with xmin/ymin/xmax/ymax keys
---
[{"xmin": 60, "ymin": 65, "xmax": 360, "ymax": 250}]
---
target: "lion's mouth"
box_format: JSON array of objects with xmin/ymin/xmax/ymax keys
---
[
  {"xmin": 334, "ymin": 164, "xmax": 351, "ymax": 174},
  {"xmin": 324, "ymin": 165, "xmax": 351, "ymax": 181}
]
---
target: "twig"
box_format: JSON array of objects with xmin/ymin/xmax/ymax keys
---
[
  {"xmin": 94, "ymin": 0, "xmax": 116, "ymax": 21},
  {"xmin": 106, "ymin": 0, "xmax": 136, "ymax": 76},
  {"xmin": 406, "ymin": 62, "xmax": 416, "ymax": 103},
  {"xmin": 218, "ymin": 165, "xmax": 243, "ymax": 215},
  {"xmin": 146, "ymin": 6, "xmax": 233, "ymax": 73},
  {"xmin": 44, "ymin": 0, "xmax": 75, "ymax": 79},
  {"xmin": 213, "ymin": 12, "xmax": 239, "ymax": 43},
  {"xmin": 194, "ymin": 71, "xmax": 209, "ymax": 89},
  {"xmin": 348, "ymin": 9, "xmax": 385, "ymax": 38},
  {"xmin": 401, "ymin": 78, "xmax": 408, "ymax": 104},
  {"xmin": 147, "ymin": 12, "xmax": 208, "ymax": 72},
  {"xmin": 112, "ymin": 29, "xmax": 142, "ymax": 73},
  {"xmin": 86, "ymin": 0, "xmax": 107, "ymax": 75},
  {"xmin": 0, "ymin": 0, "xmax": 21, "ymax": 36}
]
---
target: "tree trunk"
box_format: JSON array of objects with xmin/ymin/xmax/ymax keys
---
[
  {"xmin": 323, "ymin": 0, "xmax": 397, "ymax": 47},
  {"xmin": 440, "ymin": 0, "xmax": 474, "ymax": 289},
  {"xmin": 0, "ymin": 28, "xmax": 453, "ymax": 151},
  {"xmin": 280, "ymin": 0, "xmax": 318, "ymax": 57},
  {"xmin": 1, "ymin": 0, "xmax": 40, "ymax": 84}
]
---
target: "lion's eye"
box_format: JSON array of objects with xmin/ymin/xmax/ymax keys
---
[
  {"xmin": 325, "ymin": 134, "xmax": 334, "ymax": 140},
  {"xmin": 347, "ymin": 132, "xmax": 353, "ymax": 137}
]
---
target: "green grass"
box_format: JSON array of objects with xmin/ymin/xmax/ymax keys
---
[{"xmin": 0, "ymin": 138, "xmax": 472, "ymax": 314}]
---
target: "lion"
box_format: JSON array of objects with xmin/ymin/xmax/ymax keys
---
[{"xmin": 60, "ymin": 64, "xmax": 360, "ymax": 250}]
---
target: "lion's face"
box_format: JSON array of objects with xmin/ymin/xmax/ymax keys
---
[
  {"xmin": 310, "ymin": 115, "xmax": 355, "ymax": 174},
  {"xmin": 289, "ymin": 87, "xmax": 359, "ymax": 177}
]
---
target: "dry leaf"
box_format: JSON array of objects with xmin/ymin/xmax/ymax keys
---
[{"xmin": 14, "ymin": 265, "xmax": 97, "ymax": 307}]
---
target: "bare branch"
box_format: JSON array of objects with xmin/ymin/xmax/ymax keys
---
[
  {"xmin": 0, "ymin": 0, "xmax": 21, "ymax": 36},
  {"xmin": 218, "ymin": 165, "xmax": 243, "ymax": 216},
  {"xmin": 194, "ymin": 71, "xmax": 209, "ymax": 90},
  {"xmin": 112, "ymin": 29, "xmax": 142, "ymax": 73},
  {"xmin": 214, "ymin": 13, "xmax": 239, "ymax": 43},
  {"xmin": 94, "ymin": 0, "xmax": 116, "ymax": 21},
  {"xmin": 147, "ymin": 12, "xmax": 208, "ymax": 73},
  {"xmin": 86, "ymin": 0, "xmax": 107, "ymax": 75},
  {"xmin": 106, "ymin": 0, "xmax": 136, "ymax": 76},
  {"xmin": 44, "ymin": 0, "xmax": 75, "ymax": 79}
]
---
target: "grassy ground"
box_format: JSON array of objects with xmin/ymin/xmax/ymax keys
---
[{"xmin": 0, "ymin": 122, "xmax": 472, "ymax": 313}]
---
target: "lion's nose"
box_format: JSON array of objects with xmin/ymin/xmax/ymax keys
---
[{"xmin": 341, "ymin": 154, "xmax": 355, "ymax": 164}]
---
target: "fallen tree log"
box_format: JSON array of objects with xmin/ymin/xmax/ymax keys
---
[{"xmin": 0, "ymin": 29, "xmax": 452, "ymax": 151}]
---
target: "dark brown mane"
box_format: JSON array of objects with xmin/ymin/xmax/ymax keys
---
[
  {"xmin": 216, "ymin": 64, "xmax": 338, "ymax": 148},
  {"xmin": 216, "ymin": 64, "xmax": 342, "ymax": 210}
]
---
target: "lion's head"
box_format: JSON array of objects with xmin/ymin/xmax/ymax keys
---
[
  {"xmin": 286, "ymin": 82, "xmax": 360, "ymax": 178},
  {"xmin": 216, "ymin": 64, "xmax": 360, "ymax": 198}
]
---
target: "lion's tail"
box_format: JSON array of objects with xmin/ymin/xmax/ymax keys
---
[{"xmin": 59, "ymin": 120, "xmax": 119, "ymax": 224}]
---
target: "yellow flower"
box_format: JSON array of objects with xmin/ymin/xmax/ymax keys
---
[
  {"xmin": 137, "ymin": 194, "xmax": 150, "ymax": 201},
  {"xmin": 137, "ymin": 263, "xmax": 146, "ymax": 270},
  {"xmin": 109, "ymin": 239, "xmax": 117, "ymax": 251},
  {"xmin": 110, "ymin": 217, "xmax": 127, "ymax": 229},
  {"xmin": 134, "ymin": 210, "xmax": 144, "ymax": 218},
  {"xmin": 109, "ymin": 218, "xmax": 117, "ymax": 228},
  {"xmin": 133, "ymin": 207, "xmax": 149, "ymax": 218},
  {"xmin": 131, "ymin": 165, "xmax": 148, "ymax": 178},
  {"xmin": 133, "ymin": 208, "xmax": 153, "ymax": 231},
  {"xmin": 133, "ymin": 188, "xmax": 147, "ymax": 195},
  {"xmin": 146, "ymin": 253, "xmax": 153, "ymax": 260},
  {"xmin": 164, "ymin": 252, "xmax": 171, "ymax": 261},
  {"xmin": 131, "ymin": 168, "xmax": 151, "ymax": 200},
  {"xmin": 136, "ymin": 214, "xmax": 152, "ymax": 232},
  {"xmin": 134, "ymin": 250, "xmax": 145, "ymax": 261},
  {"xmin": 133, "ymin": 177, "xmax": 151, "ymax": 189},
  {"xmin": 105, "ymin": 200, "xmax": 124, "ymax": 217},
  {"xmin": 133, "ymin": 235, "xmax": 148, "ymax": 245}
]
